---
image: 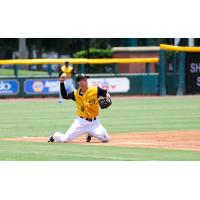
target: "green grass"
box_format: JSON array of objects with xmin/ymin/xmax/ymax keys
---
[
  {"xmin": 0, "ymin": 68, "xmax": 57, "ymax": 76},
  {"xmin": 0, "ymin": 96, "xmax": 200, "ymax": 160},
  {"xmin": 0, "ymin": 140, "xmax": 200, "ymax": 161},
  {"xmin": 1, "ymin": 97, "xmax": 200, "ymax": 138}
]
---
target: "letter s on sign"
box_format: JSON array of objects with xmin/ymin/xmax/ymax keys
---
[
  {"xmin": 190, "ymin": 63, "xmax": 196, "ymax": 73},
  {"xmin": 197, "ymin": 76, "xmax": 200, "ymax": 87}
]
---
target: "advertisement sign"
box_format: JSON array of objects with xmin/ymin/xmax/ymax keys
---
[
  {"xmin": 0, "ymin": 80, "xmax": 19, "ymax": 95},
  {"xmin": 88, "ymin": 77, "xmax": 130, "ymax": 93},
  {"xmin": 186, "ymin": 53, "xmax": 200, "ymax": 94},
  {"xmin": 24, "ymin": 79, "xmax": 60, "ymax": 94}
]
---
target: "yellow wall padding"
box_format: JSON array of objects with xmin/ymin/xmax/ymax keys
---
[
  {"xmin": 160, "ymin": 44, "xmax": 200, "ymax": 52},
  {"xmin": 0, "ymin": 58, "xmax": 159, "ymax": 65}
]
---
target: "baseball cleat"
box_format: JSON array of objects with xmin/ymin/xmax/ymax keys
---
[
  {"xmin": 48, "ymin": 135, "xmax": 54, "ymax": 142},
  {"xmin": 86, "ymin": 135, "xmax": 92, "ymax": 142}
]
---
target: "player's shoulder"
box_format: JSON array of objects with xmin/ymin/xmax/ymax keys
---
[
  {"xmin": 87, "ymin": 86, "xmax": 98, "ymax": 94},
  {"xmin": 89, "ymin": 86, "xmax": 107, "ymax": 92},
  {"xmin": 89, "ymin": 85, "xmax": 97, "ymax": 89},
  {"xmin": 89, "ymin": 86, "xmax": 98, "ymax": 90}
]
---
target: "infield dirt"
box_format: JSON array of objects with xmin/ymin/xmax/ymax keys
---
[{"xmin": 1, "ymin": 131, "xmax": 200, "ymax": 151}]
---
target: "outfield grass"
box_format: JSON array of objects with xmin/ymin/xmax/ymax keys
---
[
  {"xmin": 0, "ymin": 68, "xmax": 57, "ymax": 76},
  {"xmin": 1, "ymin": 96, "xmax": 200, "ymax": 138},
  {"xmin": 0, "ymin": 96, "xmax": 200, "ymax": 160}
]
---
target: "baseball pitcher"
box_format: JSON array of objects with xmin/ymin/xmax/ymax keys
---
[{"xmin": 48, "ymin": 73, "xmax": 112, "ymax": 143}]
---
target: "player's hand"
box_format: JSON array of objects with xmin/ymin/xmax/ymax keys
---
[{"xmin": 60, "ymin": 73, "xmax": 67, "ymax": 83}]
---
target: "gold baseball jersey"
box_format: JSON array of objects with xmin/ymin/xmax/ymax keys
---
[
  {"xmin": 60, "ymin": 83, "xmax": 107, "ymax": 118},
  {"xmin": 74, "ymin": 86, "xmax": 99, "ymax": 118},
  {"xmin": 61, "ymin": 65, "xmax": 73, "ymax": 78}
]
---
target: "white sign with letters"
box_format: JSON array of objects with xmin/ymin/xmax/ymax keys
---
[{"xmin": 88, "ymin": 77, "xmax": 130, "ymax": 93}]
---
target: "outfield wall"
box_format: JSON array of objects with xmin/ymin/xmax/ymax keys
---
[
  {"xmin": 0, "ymin": 74, "xmax": 161, "ymax": 98},
  {"xmin": 1, "ymin": 44, "xmax": 200, "ymax": 96}
]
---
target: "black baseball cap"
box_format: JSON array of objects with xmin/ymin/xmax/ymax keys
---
[{"xmin": 76, "ymin": 73, "xmax": 90, "ymax": 82}]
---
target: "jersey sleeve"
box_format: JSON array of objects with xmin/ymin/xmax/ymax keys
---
[
  {"xmin": 97, "ymin": 86, "xmax": 107, "ymax": 97},
  {"xmin": 60, "ymin": 83, "xmax": 75, "ymax": 100}
]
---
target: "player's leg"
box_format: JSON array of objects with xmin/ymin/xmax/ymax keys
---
[
  {"xmin": 87, "ymin": 119, "xmax": 110, "ymax": 142},
  {"xmin": 52, "ymin": 117, "xmax": 87, "ymax": 143}
]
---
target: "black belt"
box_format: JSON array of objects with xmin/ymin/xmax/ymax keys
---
[{"xmin": 80, "ymin": 116, "xmax": 96, "ymax": 122}]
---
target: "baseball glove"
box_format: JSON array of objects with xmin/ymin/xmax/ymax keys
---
[{"xmin": 98, "ymin": 96, "xmax": 112, "ymax": 109}]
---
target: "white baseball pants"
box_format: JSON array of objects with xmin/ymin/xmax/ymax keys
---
[{"xmin": 53, "ymin": 117, "xmax": 110, "ymax": 143}]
